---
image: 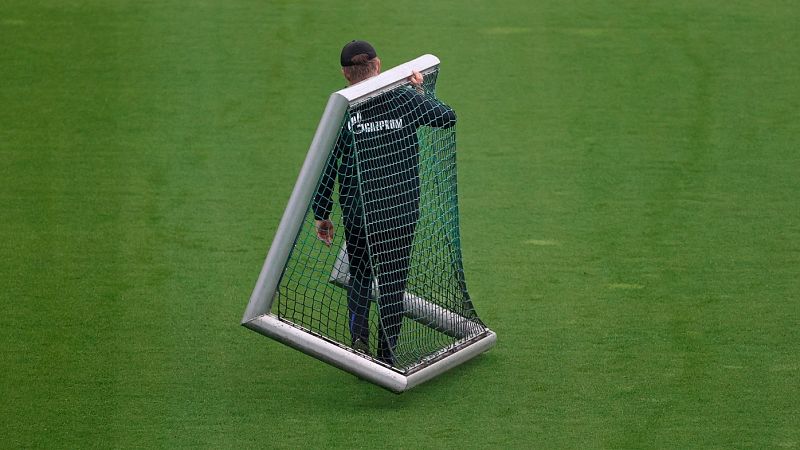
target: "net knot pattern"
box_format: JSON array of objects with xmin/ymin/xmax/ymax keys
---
[{"xmin": 276, "ymin": 70, "xmax": 487, "ymax": 373}]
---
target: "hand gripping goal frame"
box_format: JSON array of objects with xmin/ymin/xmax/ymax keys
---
[{"xmin": 241, "ymin": 54, "xmax": 496, "ymax": 393}]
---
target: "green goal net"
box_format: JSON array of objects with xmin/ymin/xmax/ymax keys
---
[
  {"xmin": 274, "ymin": 68, "xmax": 487, "ymax": 372},
  {"xmin": 242, "ymin": 55, "xmax": 495, "ymax": 391}
]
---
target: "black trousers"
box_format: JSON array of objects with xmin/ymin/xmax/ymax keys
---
[{"xmin": 345, "ymin": 217, "xmax": 416, "ymax": 364}]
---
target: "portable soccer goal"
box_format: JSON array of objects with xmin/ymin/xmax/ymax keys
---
[{"xmin": 241, "ymin": 54, "xmax": 496, "ymax": 393}]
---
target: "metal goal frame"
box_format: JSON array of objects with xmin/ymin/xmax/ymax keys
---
[{"xmin": 241, "ymin": 54, "xmax": 496, "ymax": 393}]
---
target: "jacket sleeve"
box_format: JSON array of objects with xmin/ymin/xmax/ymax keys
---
[
  {"xmin": 412, "ymin": 90, "xmax": 457, "ymax": 129},
  {"xmin": 311, "ymin": 131, "xmax": 345, "ymax": 221}
]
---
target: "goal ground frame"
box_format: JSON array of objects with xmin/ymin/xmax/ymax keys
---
[{"xmin": 241, "ymin": 54, "xmax": 496, "ymax": 393}]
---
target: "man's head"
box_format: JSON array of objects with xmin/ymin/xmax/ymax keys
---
[{"xmin": 341, "ymin": 40, "xmax": 381, "ymax": 85}]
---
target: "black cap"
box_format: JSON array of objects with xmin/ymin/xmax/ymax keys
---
[{"xmin": 340, "ymin": 40, "xmax": 377, "ymax": 67}]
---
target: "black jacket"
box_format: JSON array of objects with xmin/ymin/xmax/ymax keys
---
[{"xmin": 312, "ymin": 87, "xmax": 456, "ymax": 232}]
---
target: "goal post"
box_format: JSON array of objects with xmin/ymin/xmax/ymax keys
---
[{"xmin": 242, "ymin": 54, "xmax": 496, "ymax": 393}]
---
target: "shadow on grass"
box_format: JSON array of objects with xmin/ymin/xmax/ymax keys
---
[{"xmin": 321, "ymin": 351, "xmax": 500, "ymax": 408}]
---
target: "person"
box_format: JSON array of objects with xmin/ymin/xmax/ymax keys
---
[{"xmin": 312, "ymin": 40, "xmax": 456, "ymax": 366}]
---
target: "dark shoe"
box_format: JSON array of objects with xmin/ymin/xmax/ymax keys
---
[{"xmin": 352, "ymin": 338, "xmax": 371, "ymax": 356}]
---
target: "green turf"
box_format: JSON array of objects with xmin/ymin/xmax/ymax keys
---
[{"xmin": 2, "ymin": 0, "xmax": 799, "ymax": 448}]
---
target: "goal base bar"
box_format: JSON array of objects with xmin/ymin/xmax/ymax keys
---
[{"xmin": 242, "ymin": 314, "xmax": 496, "ymax": 393}]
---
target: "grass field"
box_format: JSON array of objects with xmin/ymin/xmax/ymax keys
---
[{"xmin": 2, "ymin": 0, "xmax": 799, "ymax": 448}]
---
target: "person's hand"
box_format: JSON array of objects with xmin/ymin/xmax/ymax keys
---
[
  {"xmin": 408, "ymin": 70, "xmax": 423, "ymax": 86},
  {"xmin": 315, "ymin": 219, "xmax": 334, "ymax": 246}
]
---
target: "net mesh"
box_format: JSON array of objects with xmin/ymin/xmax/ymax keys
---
[{"xmin": 275, "ymin": 68, "xmax": 486, "ymax": 373}]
